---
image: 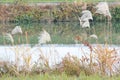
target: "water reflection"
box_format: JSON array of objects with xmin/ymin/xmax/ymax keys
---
[{"xmin": 0, "ymin": 22, "xmax": 120, "ymax": 45}]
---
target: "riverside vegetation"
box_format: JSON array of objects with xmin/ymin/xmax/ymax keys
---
[
  {"xmin": 0, "ymin": 33, "xmax": 120, "ymax": 79},
  {"xmin": 0, "ymin": 0, "xmax": 120, "ymax": 80},
  {"xmin": 0, "ymin": 0, "xmax": 120, "ymax": 23},
  {"xmin": 0, "ymin": 1, "xmax": 120, "ymax": 45}
]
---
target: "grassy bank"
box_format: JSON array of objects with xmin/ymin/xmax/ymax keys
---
[
  {"xmin": 1, "ymin": 73, "xmax": 120, "ymax": 80},
  {"xmin": 0, "ymin": 43, "xmax": 120, "ymax": 79}
]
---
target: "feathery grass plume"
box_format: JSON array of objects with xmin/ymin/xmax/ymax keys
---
[
  {"xmin": 11, "ymin": 26, "xmax": 23, "ymax": 35},
  {"xmin": 89, "ymin": 34, "xmax": 98, "ymax": 39},
  {"xmin": 79, "ymin": 10, "xmax": 93, "ymax": 28},
  {"xmin": 95, "ymin": 2, "xmax": 112, "ymax": 20},
  {"xmin": 4, "ymin": 33, "xmax": 14, "ymax": 44},
  {"xmin": 81, "ymin": 10, "xmax": 93, "ymax": 21},
  {"xmin": 79, "ymin": 18, "xmax": 90, "ymax": 28},
  {"xmin": 38, "ymin": 29, "xmax": 51, "ymax": 44}
]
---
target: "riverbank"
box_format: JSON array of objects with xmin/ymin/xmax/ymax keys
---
[
  {"xmin": 0, "ymin": 44, "xmax": 120, "ymax": 77},
  {"xmin": 1, "ymin": 73, "xmax": 120, "ymax": 80}
]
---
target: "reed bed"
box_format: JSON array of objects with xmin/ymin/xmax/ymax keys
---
[
  {"xmin": 0, "ymin": 41, "xmax": 120, "ymax": 78},
  {"xmin": 0, "ymin": 0, "xmax": 120, "ymax": 79}
]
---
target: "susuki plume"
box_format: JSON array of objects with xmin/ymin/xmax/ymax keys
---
[
  {"xmin": 38, "ymin": 29, "xmax": 51, "ymax": 44},
  {"xmin": 11, "ymin": 26, "xmax": 23, "ymax": 35},
  {"xmin": 79, "ymin": 10, "xmax": 93, "ymax": 28},
  {"xmin": 79, "ymin": 18, "xmax": 90, "ymax": 28},
  {"xmin": 89, "ymin": 34, "xmax": 98, "ymax": 39},
  {"xmin": 95, "ymin": 2, "xmax": 112, "ymax": 19},
  {"xmin": 81, "ymin": 10, "xmax": 93, "ymax": 21}
]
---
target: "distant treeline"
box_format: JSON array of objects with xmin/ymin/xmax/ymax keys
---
[{"xmin": 0, "ymin": 2, "xmax": 120, "ymax": 23}]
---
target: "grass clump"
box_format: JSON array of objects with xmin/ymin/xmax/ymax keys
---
[
  {"xmin": 93, "ymin": 44, "xmax": 120, "ymax": 76},
  {"xmin": 52, "ymin": 53, "xmax": 93, "ymax": 76}
]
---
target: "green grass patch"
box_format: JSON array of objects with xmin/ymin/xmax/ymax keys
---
[{"xmin": 0, "ymin": 73, "xmax": 120, "ymax": 80}]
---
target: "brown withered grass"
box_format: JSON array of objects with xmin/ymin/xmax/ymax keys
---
[{"xmin": 93, "ymin": 44, "xmax": 120, "ymax": 76}]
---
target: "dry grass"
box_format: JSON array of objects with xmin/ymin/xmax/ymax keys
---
[
  {"xmin": 0, "ymin": 43, "xmax": 120, "ymax": 77},
  {"xmin": 52, "ymin": 53, "xmax": 93, "ymax": 76},
  {"xmin": 93, "ymin": 44, "xmax": 120, "ymax": 76}
]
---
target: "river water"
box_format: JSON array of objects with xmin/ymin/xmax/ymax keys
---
[{"xmin": 0, "ymin": 44, "xmax": 120, "ymax": 67}]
